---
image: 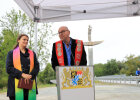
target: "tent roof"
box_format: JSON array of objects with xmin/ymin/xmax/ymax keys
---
[{"xmin": 14, "ymin": 0, "xmax": 140, "ymax": 22}]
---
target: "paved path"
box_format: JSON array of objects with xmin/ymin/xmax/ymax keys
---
[
  {"xmin": 95, "ymin": 85, "xmax": 140, "ymax": 100},
  {"xmin": 1, "ymin": 85, "xmax": 140, "ymax": 100}
]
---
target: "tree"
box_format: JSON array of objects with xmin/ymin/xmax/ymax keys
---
[
  {"xmin": 38, "ymin": 63, "xmax": 56, "ymax": 84},
  {"xmin": 104, "ymin": 59, "xmax": 119, "ymax": 75},
  {"xmin": 94, "ymin": 63, "xmax": 105, "ymax": 76},
  {"xmin": 122, "ymin": 55, "xmax": 140, "ymax": 75},
  {"xmin": 0, "ymin": 29, "xmax": 17, "ymax": 88}
]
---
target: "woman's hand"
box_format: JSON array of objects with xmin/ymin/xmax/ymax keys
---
[
  {"xmin": 21, "ymin": 73, "xmax": 32, "ymax": 84},
  {"xmin": 21, "ymin": 73, "xmax": 32, "ymax": 79}
]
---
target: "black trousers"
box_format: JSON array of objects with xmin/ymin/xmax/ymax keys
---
[{"xmin": 9, "ymin": 96, "xmax": 15, "ymax": 100}]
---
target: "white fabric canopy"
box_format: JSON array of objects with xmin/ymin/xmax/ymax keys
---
[{"xmin": 14, "ymin": 0, "xmax": 140, "ymax": 22}]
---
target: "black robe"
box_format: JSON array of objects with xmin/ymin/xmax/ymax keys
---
[{"xmin": 6, "ymin": 49, "xmax": 39, "ymax": 97}]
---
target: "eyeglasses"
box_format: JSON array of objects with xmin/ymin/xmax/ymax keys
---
[{"xmin": 58, "ymin": 30, "xmax": 68, "ymax": 34}]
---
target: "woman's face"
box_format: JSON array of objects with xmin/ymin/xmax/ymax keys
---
[{"xmin": 18, "ymin": 36, "xmax": 29, "ymax": 48}]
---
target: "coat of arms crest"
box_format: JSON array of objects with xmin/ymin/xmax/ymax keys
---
[{"xmin": 61, "ymin": 67, "xmax": 92, "ymax": 89}]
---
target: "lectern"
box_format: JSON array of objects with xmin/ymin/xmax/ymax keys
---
[{"xmin": 56, "ymin": 66, "xmax": 95, "ymax": 100}]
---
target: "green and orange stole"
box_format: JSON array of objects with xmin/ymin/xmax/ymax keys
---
[
  {"xmin": 55, "ymin": 40, "xmax": 83, "ymax": 66},
  {"xmin": 13, "ymin": 47, "xmax": 36, "ymax": 100}
]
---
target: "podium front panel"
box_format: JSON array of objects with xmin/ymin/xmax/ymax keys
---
[{"xmin": 56, "ymin": 66, "xmax": 94, "ymax": 100}]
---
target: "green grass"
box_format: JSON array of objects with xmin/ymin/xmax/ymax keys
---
[
  {"xmin": 0, "ymin": 87, "xmax": 7, "ymax": 93},
  {"xmin": 38, "ymin": 83, "xmax": 56, "ymax": 88}
]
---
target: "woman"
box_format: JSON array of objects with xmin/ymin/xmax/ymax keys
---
[{"xmin": 6, "ymin": 34, "xmax": 39, "ymax": 100}]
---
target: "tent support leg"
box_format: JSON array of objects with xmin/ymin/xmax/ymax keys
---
[
  {"xmin": 34, "ymin": 22, "xmax": 38, "ymax": 54},
  {"xmin": 34, "ymin": 6, "xmax": 39, "ymax": 55}
]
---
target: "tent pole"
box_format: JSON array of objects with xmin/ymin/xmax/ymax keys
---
[
  {"xmin": 34, "ymin": 6, "xmax": 39, "ymax": 55},
  {"xmin": 34, "ymin": 21, "xmax": 38, "ymax": 54}
]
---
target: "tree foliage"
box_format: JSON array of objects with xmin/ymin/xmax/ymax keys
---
[
  {"xmin": 120, "ymin": 55, "xmax": 140, "ymax": 75},
  {"xmin": 94, "ymin": 59, "xmax": 125, "ymax": 76},
  {"xmin": 103, "ymin": 59, "xmax": 119, "ymax": 75},
  {"xmin": 94, "ymin": 56, "xmax": 140, "ymax": 77},
  {"xmin": 94, "ymin": 63, "xmax": 104, "ymax": 76},
  {"xmin": 38, "ymin": 63, "xmax": 56, "ymax": 84},
  {"xmin": 0, "ymin": 30, "xmax": 17, "ymax": 88}
]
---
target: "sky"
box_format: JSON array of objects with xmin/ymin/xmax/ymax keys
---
[{"xmin": 1, "ymin": 0, "xmax": 140, "ymax": 64}]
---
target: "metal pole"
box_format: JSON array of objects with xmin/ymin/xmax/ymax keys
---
[
  {"xmin": 34, "ymin": 6, "xmax": 39, "ymax": 54},
  {"xmin": 34, "ymin": 6, "xmax": 39, "ymax": 86},
  {"xmin": 34, "ymin": 22, "xmax": 37, "ymax": 53}
]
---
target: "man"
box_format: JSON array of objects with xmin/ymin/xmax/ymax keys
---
[
  {"xmin": 136, "ymin": 68, "xmax": 140, "ymax": 76},
  {"xmin": 51, "ymin": 26, "xmax": 87, "ymax": 71}
]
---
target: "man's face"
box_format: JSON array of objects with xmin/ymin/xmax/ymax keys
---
[{"xmin": 58, "ymin": 27, "xmax": 70, "ymax": 42}]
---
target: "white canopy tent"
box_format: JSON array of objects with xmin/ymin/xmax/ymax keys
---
[
  {"xmin": 14, "ymin": 0, "xmax": 140, "ymax": 53},
  {"xmin": 14, "ymin": 0, "xmax": 140, "ymax": 22}
]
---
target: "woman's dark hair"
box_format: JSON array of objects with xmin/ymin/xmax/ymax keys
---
[{"xmin": 13, "ymin": 34, "xmax": 29, "ymax": 49}]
